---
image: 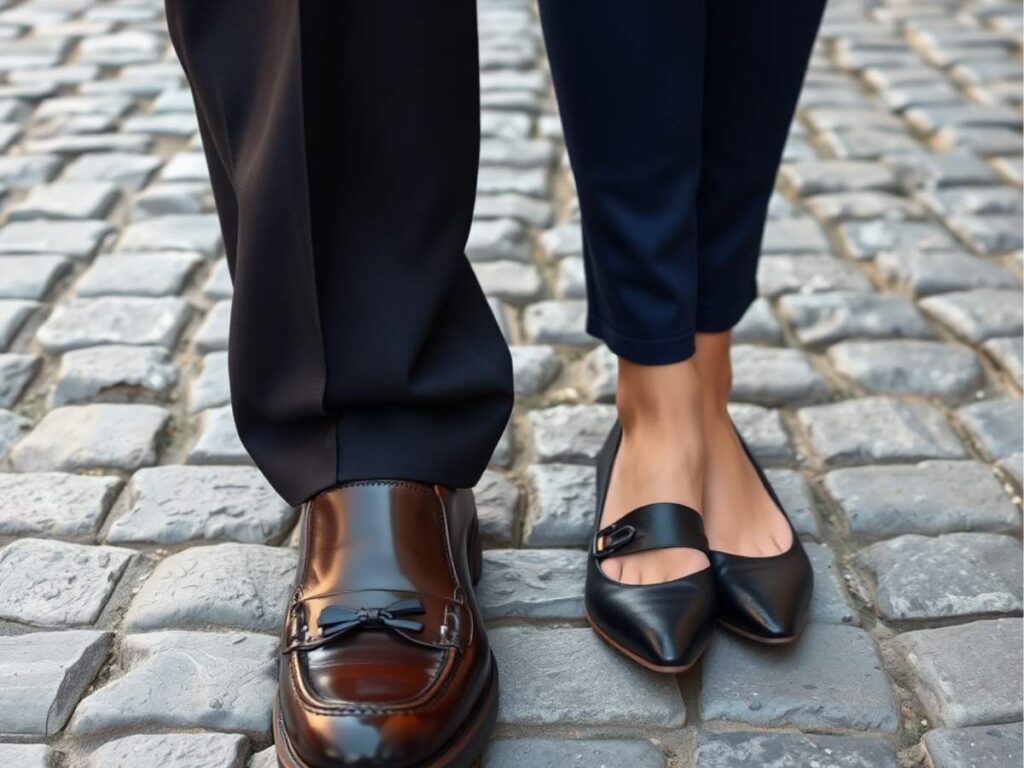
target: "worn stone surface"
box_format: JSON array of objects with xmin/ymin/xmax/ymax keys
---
[
  {"xmin": 523, "ymin": 463, "xmax": 596, "ymax": 547},
  {"xmin": 0, "ymin": 351, "xmax": 39, "ymax": 406},
  {"xmin": 10, "ymin": 403, "xmax": 170, "ymax": 472},
  {"xmin": 857, "ymin": 533, "xmax": 1022, "ymax": 620},
  {"xmin": 779, "ymin": 291, "xmax": 933, "ymax": 347},
  {"xmin": 0, "ymin": 744, "xmax": 52, "ymax": 768},
  {"xmin": 957, "ymin": 398, "xmax": 1023, "ymax": 461},
  {"xmin": 827, "ymin": 339, "xmax": 983, "ymax": 396},
  {"xmin": 921, "ymin": 289, "xmax": 1024, "ymax": 343},
  {"xmin": 890, "ymin": 618, "xmax": 1023, "ymax": 728},
  {"xmin": 0, "ymin": 298, "xmax": 37, "ymax": 349},
  {"xmin": 825, "ymin": 460, "xmax": 1019, "ymax": 537},
  {"xmin": 75, "ymin": 251, "xmax": 201, "ymax": 297},
  {"xmin": 695, "ymin": 732, "xmax": 897, "ymax": 768},
  {"xmin": 70, "ymin": 630, "xmax": 277, "ymax": 737},
  {"xmin": 484, "ymin": 740, "xmax": 667, "ymax": 768},
  {"xmin": 125, "ymin": 543, "xmax": 296, "ymax": 632},
  {"xmin": 984, "ymin": 336, "xmax": 1023, "ymax": 388},
  {"xmin": 798, "ymin": 397, "xmax": 965, "ymax": 465},
  {"xmin": 528, "ymin": 404, "xmax": 616, "ymax": 464},
  {"xmin": 730, "ymin": 345, "xmax": 830, "ymax": 405},
  {"xmin": 757, "ymin": 254, "xmax": 873, "ymax": 298},
  {"xmin": 36, "ymin": 296, "xmax": 191, "ymax": 352},
  {"xmin": 491, "ymin": 627, "xmax": 685, "ymax": 726},
  {"xmin": 923, "ymin": 723, "xmax": 1023, "ymax": 768},
  {"xmin": 510, "ymin": 344, "xmax": 561, "ymax": 396},
  {"xmin": 478, "ymin": 549, "xmax": 586, "ymax": 620},
  {"xmin": 52, "ymin": 344, "xmax": 179, "ymax": 405},
  {"xmin": 474, "ymin": 469, "xmax": 519, "ymax": 546},
  {"xmin": 108, "ymin": 465, "xmax": 294, "ymax": 545},
  {"xmin": 0, "ymin": 538, "xmax": 134, "ymax": 626},
  {"xmin": 702, "ymin": 623, "xmax": 899, "ymax": 732},
  {"xmin": 85, "ymin": 733, "xmax": 249, "ymax": 768},
  {"xmin": 0, "ymin": 630, "xmax": 112, "ymax": 736},
  {"xmin": 0, "ymin": 255, "xmax": 69, "ymax": 300},
  {"xmin": 187, "ymin": 405, "xmax": 250, "ymax": 465},
  {"xmin": 0, "ymin": 472, "xmax": 122, "ymax": 540},
  {"xmin": 523, "ymin": 299, "xmax": 590, "ymax": 346},
  {"xmin": 877, "ymin": 250, "xmax": 1019, "ymax": 297}
]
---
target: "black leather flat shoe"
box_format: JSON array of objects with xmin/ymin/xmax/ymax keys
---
[
  {"xmin": 709, "ymin": 428, "xmax": 813, "ymax": 644},
  {"xmin": 585, "ymin": 422, "xmax": 716, "ymax": 673}
]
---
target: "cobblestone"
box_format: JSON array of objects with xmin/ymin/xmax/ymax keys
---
[
  {"xmin": 478, "ymin": 548, "xmax": 585, "ymax": 621},
  {"xmin": 920, "ymin": 289, "xmax": 1024, "ymax": 343},
  {"xmin": 0, "ymin": 630, "xmax": 111, "ymax": 736},
  {"xmin": 701, "ymin": 623, "xmax": 898, "ymax": 732},
  {"xmin": 827, "ymin": 339, "xmax": 983, "ymax": 396},
  {"xmin": 108, "ymin": 465, "xmax": 294, "ymax": 545},
  {"xmin": 889, "ymin": 618, "xmax": 1023, "ymax": 728},
  {"xmin": 0, "ymin": 538, "xmax": 133, "ymax": 626},
  {"xmin": 491, "ymin": 627, "xmax": 685, "ymax": 726},
  {"xmin": 85, "ymin": 733, "xmax": 249, "ymax": 768},
  {"xmin": 484, "ymin": 739, "xmax": 666, "ymax": 768},
  {"xmin": 0, "ymin": 255, "xmax": 69, "ymax": 300},
  {"xmin": 857, "ymin": 533, "xmax": 1023, "ymax": 620},
  {"xmin": 70, "ymin": 630, "xmax": 277, "ymax": 737},
  {"xmin": 922, "ymin": 723, "xmax": 1023, "ymax": 768},
  {"xmin": 695, "ymin": 732, "xmax": 896, "ymax": 768},
  {"xmin": 876, "ymin": 250, "xmax": 1019, "ymax": 297},
  {"xmin": 0, "ymin": 351, "xmax": 39, "ymax": 405},
  {"xmin": 957, "ymin": 397, "xmax": 1023, "ymax": 460},
  {"xmin": 52, "ymin": 344, "xmax": 178, "ymax": 405},
  {"xmin": 0, "ymin": 472, "xmax": 121, "ymax": 540},
  {"xmin": 779, "ymin": 291, "xmax": 933, "ymax": 347},
  {"xmin": 36, "ymin": 296, "xmax": 191, "ymax": 352}
]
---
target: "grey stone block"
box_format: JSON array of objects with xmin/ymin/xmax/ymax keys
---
[
  {"xmin": 923, "ymin": 723, "xmax": 1022, "ymax": 768},
  {"xmin": 761, "ymin": 218, "xmax": 830, "ymax": 254},
  {"xmin": 780, "ymin": 160, "xmax": 899, "ymax": 195},
  {"xmin": 730, "ymin": 345, "xmax": 830, "ymax": 406},
  {"xmin": 0, "ymin": 299, "xmax": 37, "ymax": 349},
  {"xmin": 85, "ymin": 733, "xmax": 249, "ymax": 768},
  {"xmin": 474, "ymin": 193, "xmax": 552, "ymax": 228},
  {"xmin": 53, "ymin": 345, "xmax": 179, "ymax": 405},
  {"xmin": 732, "ymin": 298, "xmax": 784, "ymax": 345},
  {"xmin": 484, "ymin": 740, "xmax": 666, "ymax": 768},
  {"xmin": 108, "ymin": 465, "xmax": 294, "ymax": 545},
  {"xmin": 889, "ymin": 618, "xmax": 1023, "ymax": 728},
  {"xmin": 539, "ymin": 223, "xmax": 582, "ymax": 261},
  {"xmin": 36, "ymin": 296, "xmax": 192, "ymax": 352},
  {"xmin": 124, "ymin": 543, "xmax": 296, "ymax": 632},
  {"xmin": 478, "ymin": 549, "xmax": 586, "ymax": 620},
  {"xmin": 491, "ymin": 627, "xmax": 685, "ymax": 726},
  {"xmin": 0, "ymin": 352, "xmax": 39, "ymax": 407},
  {"xmin": 825, "ymin": 460, "xmax": 1020, "ymax": 537},
  {"xmin": 578, "ymin": 344, "xmax": 617, "ymax": 403},
  {"xmin": 474, "ymin": 260, "xmax": 544, "ymax": 305},
  {"xmin": 523, "ymin": 300, "xmax": 591, "ymax": 346},
  {"xmin": 190, "ymin": 350, "xmax": 229, "ymax": 412},
  {"xmin": 0, "ymin": 408, "xmax": 28, "ymax": 460},
  {"xmin": 798, "ymin": 397, "xmax": 965, "ymax": 465},
  {"xmin": 75, "ymin": 251, "xmax": 202, "ymax": 297},
  {"xmin": 729, "ymin": 403, "xmax": 793, "ymax": 464},
  {"xmin": 61, "ymin": 151, "xmax": 163, "ymax": 188},
  {"xmin": 467, "ymin": 218, "xmax": 530, "ymax": 263},
  {"xmin": 70, "ymin": 630, "xmax": 277, "ymax": 737},
  {"xmin": 858, "ymin": 533, "xmax": 1022, "ymax": 620},
  {"xmin": 957, "ymin": 398, "xmax": 1023, "ymax": 460},
  {"xmin": 0, "ymin": 744, "xmax": 52, "ymax": 768},
  {"xmin": 0, "ymin": 220, "xmax": 113, "ymax": 260},
  {"xmin": 0, "ymin": 538, "xmax": 133, "ymax": 626},
  {"xmin": 202, "ymin": 260, "xmax": 233, "ymax": 300},
  {"xmin": 701, "ymin": 623, "xmax": 898, "ymax": 731},
  {"xmin": 984, "ymin": 337, "xmax": 1023, "ymax": 388},
  {"xmin": 757, "ymin": 255, "xmax": 873, "ymax": 298},
  {"xmin": 806, "ymin": 543, "xmax": 857, "ymax": 625},
  {"xmin": 529, "ymin": 404, "xmax": 616, "ymax": 464},
  {"xmin": 837, "ymin": 221, "xmax": 959, "ymax": 260},
  {"xmin": 117, "ymin": 214, "xmax": 221, "ymax": 257},
  {"xmin": 523, "ymin": 463, "xmax": 596, "ymax": 547},
  {"xmin": 779, "ymin": 291, "xmax": 932, "ymax": 347},
  {"xmin": 0, "ymin": 255, "xmax": 69, "ymax": 300},
  {"xmin": 695, "ymin": 731, "xmax": 897, "ymax": 768},
  {"xmin": 0, "ymin": 472, "xmax": 121, "ymax": 540},
  {"xmin": 187, "ymin": 405, "xmax": 251, "ymax": 465},
  {"xmin": 9, "ymin": 181, "xmax": 118, "ymax": 220},
  {"xmin": 555, "ymin": 256, "xmax": 586, "ymax": 299},
  {"xmin": 921, "ymin": 289, "xmax": 1023, "ymax": 343},
  {"xmin": 194, "ymin": 299, "xmax": 230, "ymax": 353},
  {"xmin": 827, "ymin": 339, "xmax": 983, "ymax": 396},
  {"xmin": 10, "ymin": 404, "xmax": 170, "ymax": 472},
  {"xmin": 0, "ymin": 630, "xmax": 112, "ymax": 736},
  {"xmin": 767, "ymin": 469, "xmax": 820, "ymax": 537},
  {"xmin": 510, "ymin": 345, "xmax": 561, "ymax": 396},
  {"xmin": 474, "ymin": 469, "xmax": 519, "ymax": 546}
]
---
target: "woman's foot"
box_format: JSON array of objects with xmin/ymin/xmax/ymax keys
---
[
  {"xmin": 600, "ymin": 358, "xmax": 711, "ymax": 585},
  {"xmin": 694, "ymin": 331, "xmax": 792, "ymax": 557}
]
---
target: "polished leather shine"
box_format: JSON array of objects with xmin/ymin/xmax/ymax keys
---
[
  {"xmin": 585, "ymin": 423, "xmax": 716, "ymax": 672},
  {"xmin": 710, "ymin": 432, "xmax": 814, "ymax": 643},
  {"xmin": 275, "ymin": 481, "xmax": 497, "ymax": 768}
]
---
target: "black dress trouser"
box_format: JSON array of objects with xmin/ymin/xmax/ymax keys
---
[
  {"xmin": 166, "ymin": 1, "xmax": 514, "ymax": 506},
  {"xmin": 166, "ymin": 1, "xmax": 822, "ymax": 506}
]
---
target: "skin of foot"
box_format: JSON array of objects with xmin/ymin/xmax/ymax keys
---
[
  {"xmin": 600, "ymin": 358, "xmax": 711, "ymax": 585},
  {"xmin": 693, "ymin": 331, "xmax": 792, "ymax": 557}
]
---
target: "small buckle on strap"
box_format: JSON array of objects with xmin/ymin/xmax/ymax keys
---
[{"xmin": 592, "ymin": 523, "xmax": 636, "ymax": 558}]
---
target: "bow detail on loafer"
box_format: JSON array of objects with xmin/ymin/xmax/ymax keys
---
[{"xmin": 320, "ymin": 597, "xmax": 426, "ymax": 637}]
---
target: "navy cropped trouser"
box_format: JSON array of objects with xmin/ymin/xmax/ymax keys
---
[
  {"xmin": 166, "ymin": 1, "xmax": 821, "ymax": 505},
  {"xmin": 539, "ymin": 0, "xmax": 826, "ymax": 363}
]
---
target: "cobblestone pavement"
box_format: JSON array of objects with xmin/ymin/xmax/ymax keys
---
[{"xmin": 0, "ymin": 0, "xmax": 1021, "ymax": 766}]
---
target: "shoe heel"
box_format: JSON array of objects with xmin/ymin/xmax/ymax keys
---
[{"xmin": 468, "ymin": 513, "xmax": 483, "ymax": 585}]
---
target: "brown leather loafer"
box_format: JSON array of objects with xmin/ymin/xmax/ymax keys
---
[{"xmin": 274, "ymin": 480, "xmax": 498, "ymax": 768}]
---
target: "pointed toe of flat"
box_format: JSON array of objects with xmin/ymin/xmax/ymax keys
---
[
  {"xmin": 586, "ymin": 561, "xmax": 716, "ymax": 671},
  {"xmin": 710, "ymin": 542, "xmax": 813, "ymax": 643}
]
